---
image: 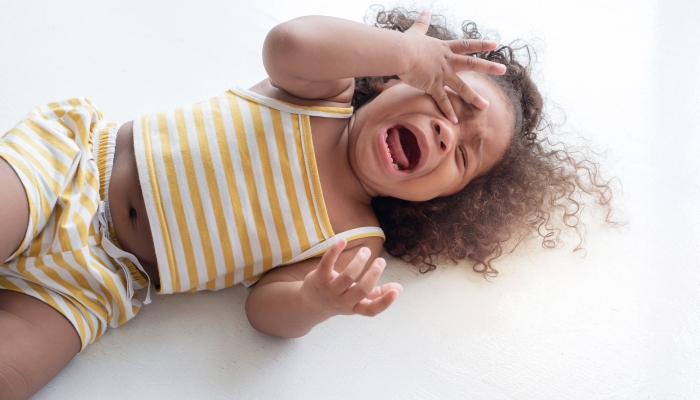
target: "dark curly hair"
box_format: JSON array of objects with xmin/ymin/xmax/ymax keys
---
[{"xmin": 357, "ymin": 7, "xmax": 615, "ymax": 276}]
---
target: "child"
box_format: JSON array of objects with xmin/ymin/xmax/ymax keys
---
[{"xmin": 0, "ymin": 8, "xmax": 611, "ymax": 399}]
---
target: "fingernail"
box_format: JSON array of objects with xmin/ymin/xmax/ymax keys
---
[
  {"xmin": 360, "ymin": 247, "xmax": 370, "ymax": 257},
  {"xmin": 451, "ymin": 116, "xmax": 458, "ymax": 124}
]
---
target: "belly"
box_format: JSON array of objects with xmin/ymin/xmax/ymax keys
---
[{"xmin": 108, "ymin": 121, "xmax": 160, "ymax": 286}]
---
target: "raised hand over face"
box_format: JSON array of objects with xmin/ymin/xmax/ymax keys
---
[{"xmin": 398, "ymin": 10, "xmax": 507, "ymax": 124}]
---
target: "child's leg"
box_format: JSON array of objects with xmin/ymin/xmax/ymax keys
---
[
  {"xmin": 0, "ymin": 156, "xmax": 28, "ymax": 263},
  {"xmin": 0, "ymin": 157, "xmax": 80, "ymax": 399},
  {"xmin": 0, "ymin": 290, "xmax": 81, "ymax": 399}
]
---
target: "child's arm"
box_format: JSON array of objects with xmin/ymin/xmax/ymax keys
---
[
  {"xmin": 263, "ymin": 11, "xmax": 506, "ymax": 123},
  {"xmin": 245, "ymin": 239, "xmax": 399, "ymax": 338}
]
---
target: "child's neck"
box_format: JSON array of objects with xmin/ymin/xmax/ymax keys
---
[{"xmin": 310, "ymin": 115, "xmax": 377, "ymax": 234}]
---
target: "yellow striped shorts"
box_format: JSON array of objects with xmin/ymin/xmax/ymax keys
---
[{"xmin": 0, "ymin": 99, "xmax": 144, "ymax": 350}]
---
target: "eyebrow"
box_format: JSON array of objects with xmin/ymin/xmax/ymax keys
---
[{"xmin": 460, "ymin": 97, "xmax": 475, "ymax": 116}]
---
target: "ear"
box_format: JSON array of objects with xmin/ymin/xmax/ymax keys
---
[{"xmin": 374, "ymin": 78, "xmax": 401, "ymax": 93}]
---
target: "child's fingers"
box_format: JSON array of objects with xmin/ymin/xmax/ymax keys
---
[
  {"xmin": 406, "ymin": 10, "xmax": 431, "ymax": 35},
  {"xmin": 427, "ymin": 86, "xmax": 459, "ymax": 124},
  {"xmin": 315, "ymin": 239, "xmax": 346, "ymax": 279},
  {"xmin": 448, "ymin": 39, "xmax": 498, "ymax": 55},
  {"xmin": 445, "ymin": 74, "xmax": 489, "ymax": 110},
  {"xmin": 353, "ymin": 288, "xmax": 400, "ymax": 317},
  {"xmin": 344, "ymin": 257, "xmax": 386, "ymax": 302},
  {"xmin": 329, "ymin": 246, "xmax": 371, "ymax": 294},
  {"xmin": 365, "ymin": 282, "xmax": 403, "ymax": 301},
  {"xmin": 452, "ymin": 54, "xmax": 506, "ymax": 76}
]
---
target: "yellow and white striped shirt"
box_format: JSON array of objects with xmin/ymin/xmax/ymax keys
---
[{"xmin": 134, "ymin": 87, "xmax": 384, "ymax": 294}]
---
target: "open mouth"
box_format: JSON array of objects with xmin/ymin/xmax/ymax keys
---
[{"xmin": 384, "ymin": 124, "xmax": 421, "ymax": 171}]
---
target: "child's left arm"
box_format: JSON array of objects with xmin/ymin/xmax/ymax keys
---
[{"xmin": 245, "ymin": 239, "xmax": 400, "ymax": 338}]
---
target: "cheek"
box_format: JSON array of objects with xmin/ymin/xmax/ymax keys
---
[
  {"xmin": 427, "ymin": 164, "xmax": 461, "ymax": 196},
  {"xmin": 397, "ymin": 175, "xmax": 446, "ymax": 201}
]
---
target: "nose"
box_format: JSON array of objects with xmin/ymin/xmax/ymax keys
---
[{"xmin": 432, "ymin": 119, "xmax": 456, "ymax": 154}]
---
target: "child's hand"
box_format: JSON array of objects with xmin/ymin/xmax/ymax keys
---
[
  {"xmin": 399, "ymin": 10, "xmax": 507, "ymax": 123},
  {"xmin": 300, "ymin": 239, "xmax": 402, "ymax": 318}
]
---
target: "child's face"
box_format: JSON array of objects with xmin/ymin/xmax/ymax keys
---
[{"xmin": 348, "ymin": 72, "xmax": 515, "ymax": 201}]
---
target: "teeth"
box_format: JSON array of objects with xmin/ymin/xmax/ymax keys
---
[{"xmin": 385, "ymin": 130, "xmax": 397, "ymax": 170}]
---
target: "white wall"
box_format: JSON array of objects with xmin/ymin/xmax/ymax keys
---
[{"xmin": 1, "ymin": 0, "xmax": 698, "ymax": 398}]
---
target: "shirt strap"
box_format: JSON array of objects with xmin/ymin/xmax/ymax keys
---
[{"xmin": 230, "ymin": 87, "xmax": 353, "ymax": 119}]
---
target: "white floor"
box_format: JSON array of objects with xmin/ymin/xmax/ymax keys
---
[{"xmin": 1, "ymin": 0, "xmax": 698, "ymax": 398}]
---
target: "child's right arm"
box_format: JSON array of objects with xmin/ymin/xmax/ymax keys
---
[{"xmin": 262, "ymin": 11, "xmax": 506, "ymax": 123}]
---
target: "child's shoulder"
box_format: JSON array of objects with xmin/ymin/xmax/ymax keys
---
[
  {"xmin": 248, "ymin": 78, "xmax": 380, "ymax": 239},
  {"xmin": 247, "ymin": 78, "xmax": 354, "ymax": 109}
]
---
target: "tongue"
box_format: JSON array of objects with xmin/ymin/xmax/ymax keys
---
[{"xmin": 387, "ymin": 127, "xmax": 409, "ymax": 169}]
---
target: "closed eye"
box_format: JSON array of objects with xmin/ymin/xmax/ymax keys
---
[{"xmin": 459, "ymin": 146, "xmax": 467, "ymax": 169}]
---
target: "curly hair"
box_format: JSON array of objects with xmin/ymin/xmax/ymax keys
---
[{"xmin": 357, "ymin": 7, "xmax": 615, "ymax": 276}]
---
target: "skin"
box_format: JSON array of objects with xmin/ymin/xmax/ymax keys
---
[
  {"xmin": 0, "ymin": 158, "xmax": 81, "ymax": 399},
  {"xmin": 0, "ymin": 11, "xmax": 515, "ymax": 398},
  {"xmin": 347, "ymin": 73, "xmax": 514, "ymax": 201},
  {"xmin": 109, "ymin": 121, "xmax": 160, "ymax": 284}
]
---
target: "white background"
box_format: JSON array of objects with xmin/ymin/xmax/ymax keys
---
[{"xmin": 1, "ymin": 0, "xmax": 698, "ymax": 398}]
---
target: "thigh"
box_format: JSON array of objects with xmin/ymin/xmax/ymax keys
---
[
  {"xmin": 0, "ymin": 156, "xmax": 29, "ymax": 264},
  {"xmin": 0, "ymin": 290, "xmax": 80, "ymax": 400}
]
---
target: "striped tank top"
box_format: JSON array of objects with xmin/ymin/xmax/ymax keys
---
[{"xmin": 133, "ymin": 87, "xmax": 384, "ymax": 294}]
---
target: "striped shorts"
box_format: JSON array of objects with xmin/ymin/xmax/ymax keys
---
[{"xmin": 0, "ymin": 99, "xmax": 147, "ymax": 350}]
